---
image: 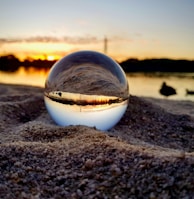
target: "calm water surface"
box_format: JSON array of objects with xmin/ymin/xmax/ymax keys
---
[
  {"xmin": 127, "ymin": 73, "xmax": 194, "ymax": 101},
  {"xmin": 0, "ymin": 67, "xmax": 194, "ymax": 101}
]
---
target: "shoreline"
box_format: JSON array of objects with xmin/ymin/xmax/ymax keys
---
[{"xmin": 0, "ymin": 83, "xmax": 194, "ymax": 198}]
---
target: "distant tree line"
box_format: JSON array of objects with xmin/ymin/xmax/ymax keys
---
[
  {"xmin": 1, "ymin": 54, "xmax": 194, "ymax": 73},
  {"xmin": 120, "ymin": 58, "xmax": 194, "ymax": 72},
  {"xmin": 0, "ymin": 54, "xmax": 56, "ymax": 72}
]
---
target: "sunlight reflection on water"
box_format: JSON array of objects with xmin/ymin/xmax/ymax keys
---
[
  {"xmin": 0, "ymin": 67, "xmax": 194, "ymax": 101},
  {"xmin": 0, "ymin": 66, "xmax": 49, "ymax": 87}
]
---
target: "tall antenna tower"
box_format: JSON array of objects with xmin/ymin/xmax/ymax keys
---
[{"xmin": 104, "ymin": 36, "xmax": 108, "ymax": 54}]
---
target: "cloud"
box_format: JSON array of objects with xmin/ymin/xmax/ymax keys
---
[
  {"xmin": 0, "ymin": 35, "xmax": 101, "ymax": 45},
  {"xmin": 62, "ymin": 36, "xmax": 100, "ymax": 44},
  {"xmin": 0, "ymin": 34, "xmax": 135, "ymax": 47}
]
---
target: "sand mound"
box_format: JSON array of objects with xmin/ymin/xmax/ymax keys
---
[{"xmin": 0, "ymin": 83, "xmax": 194, "ymax": 198}]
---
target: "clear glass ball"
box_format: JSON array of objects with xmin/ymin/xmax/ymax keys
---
[{"xmin": 44, "ymin": 51, "xmax": 129, "ymax": 130}]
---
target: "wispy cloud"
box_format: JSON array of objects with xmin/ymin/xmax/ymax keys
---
[
  {"xmin": 0, "ymin": 35, "xmax": 102, "ymax": 45},
  {"xmin": 0, "ymin": 34, "xmax": 136, "ymax": 47}
]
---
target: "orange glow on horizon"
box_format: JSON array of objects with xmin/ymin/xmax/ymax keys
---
[
  {"xmin": 29, "ymin": 54, "xmax": 61, "ymax": 61},
  {"xmin": 2, "ymin": 50, "xmax": 192, "ymax": 63},
  {"xmin": 12, "ymin": 53, "xmax": 62, "ymax": 61}
]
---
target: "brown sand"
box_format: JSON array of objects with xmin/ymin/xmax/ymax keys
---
[{"xmin": 0, "ymin": 83, "xmax": 194, "ymax": 199}]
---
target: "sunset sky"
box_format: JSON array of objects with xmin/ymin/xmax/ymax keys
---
[{"xmin": 0, "ymin": 0, "xmax": 194, "ymax": 61}]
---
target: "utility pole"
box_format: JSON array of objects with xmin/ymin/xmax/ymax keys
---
[{"xmin": 104, "ymin": 36, "xmax": 108, "ymax": 54}]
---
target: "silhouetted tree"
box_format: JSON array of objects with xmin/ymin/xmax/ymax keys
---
[{"xmin": 0, "ymin": 54, "xmax": 20, "ymax": 72}]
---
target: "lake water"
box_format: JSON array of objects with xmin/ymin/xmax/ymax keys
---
[
  {"xmin": 127, "ymin": 72, "xmax": 194, "ymax": 101},
  {"xmin": 0, "ymin": 66, "xmax": 194, "ymax": 101}
]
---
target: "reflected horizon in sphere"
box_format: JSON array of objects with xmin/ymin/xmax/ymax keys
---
[{"xmin": 44, "ymin": 51, "xmax": 129, "ymax": 130}]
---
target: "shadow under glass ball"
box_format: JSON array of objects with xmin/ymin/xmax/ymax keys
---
[{"xmin": 44, "ymin": 51, "xmax": 129, "ymax": 131}]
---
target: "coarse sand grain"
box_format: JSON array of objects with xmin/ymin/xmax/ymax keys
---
[{"xmin": 0, "ymin": 83, "xmax": 194, "ymax": 199}]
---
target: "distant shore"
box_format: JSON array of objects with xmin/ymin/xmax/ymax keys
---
[
  {"xmin": 0, "ymin": 83, "xmax": 194, "ymax": 198},
  {"xmin": 1, "ymin": 54, "xmax": 194, "ymax": 72}
]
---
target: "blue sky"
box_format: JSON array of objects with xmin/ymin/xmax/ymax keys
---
[{"xmin": 0, "ymin": 0, "xmax": 194, "ymax": 61}]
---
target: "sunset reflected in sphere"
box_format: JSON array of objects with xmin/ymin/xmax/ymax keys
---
[{"xmin": 44, "ymin": 51, "xmax": 129, "ymax": 130}]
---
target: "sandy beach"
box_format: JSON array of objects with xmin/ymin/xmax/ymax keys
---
[{"xmin": 0, "ymin": 83, "xmax": 194, "ymax": 199}]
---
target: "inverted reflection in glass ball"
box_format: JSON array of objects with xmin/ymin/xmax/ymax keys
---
[{"xmin": 44, "ymin": 51, "xmax": 129, "ymax": 130}]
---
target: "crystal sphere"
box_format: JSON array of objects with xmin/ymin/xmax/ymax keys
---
[{"xmin": 44, "ymin": 50, "xmax": 129, "ymax": 130}]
